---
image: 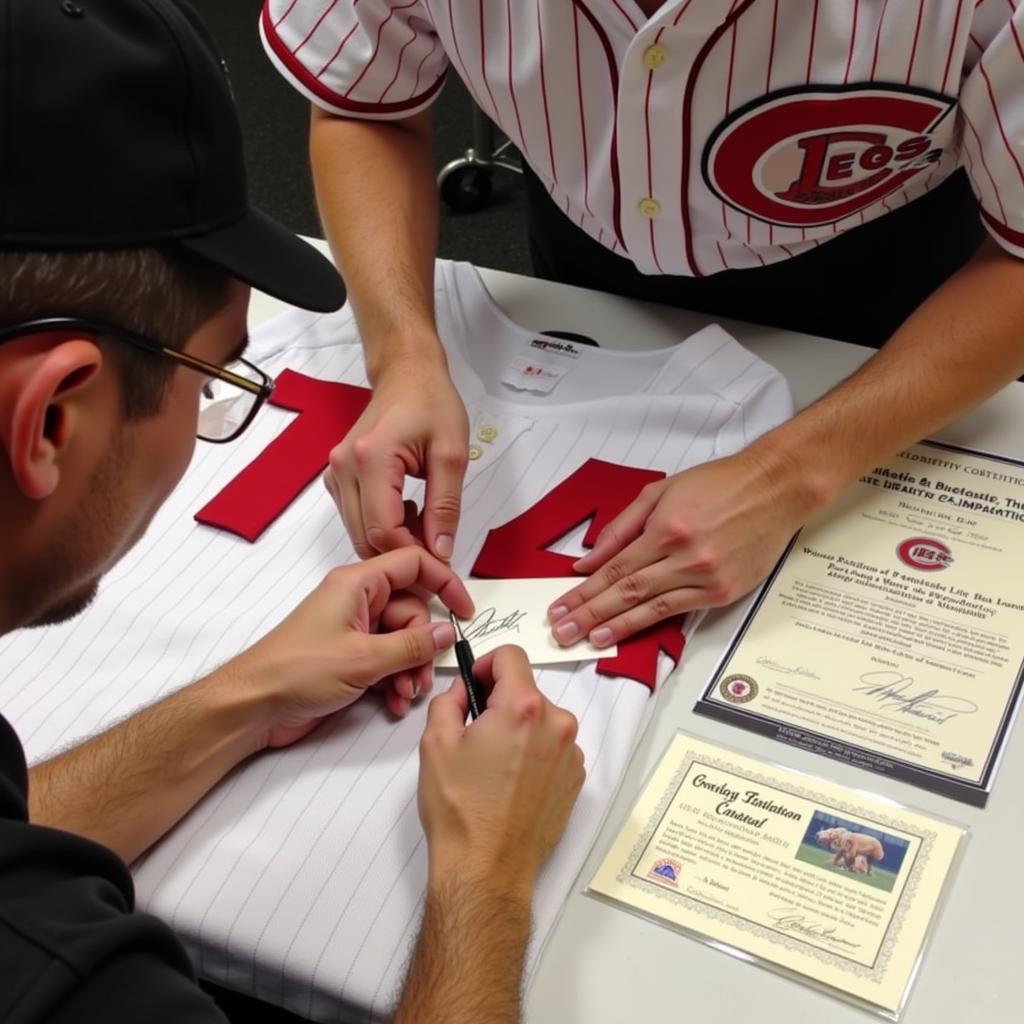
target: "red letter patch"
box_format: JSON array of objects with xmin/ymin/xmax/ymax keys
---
[
  {"xmin": 472, "ymin": 458, "xmax": 687, "ymax": 690},
  {"xmin": 195, "ymin": 370, "xmax": 371, "ymax": 542}
]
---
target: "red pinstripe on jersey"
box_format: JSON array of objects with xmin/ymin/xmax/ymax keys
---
[
  {"xmin": 680, "ymin": 0, "xmax": 756, "ymax": 275},
  {"xmin": 264, "ymin": 0, "xmax": 1024, "ymax": 271},
  {"xmin": 476, "ymin": 2, "xmax": 501, "ymax": 132},
  {"xmin": 444, "ymin": 1, "xmax": 482, "ymax": 111},
  {"xmin": 274, "ymin": 0, "xmax": 302, "ymax": 29},
  {"xmin": 609, "ymin": 0, "xmax": 638, "ymax": 32},
  {"xmin": 978, "ymin": 58, "xmax": 1024, "ymax": 189},
  {"xmin": 870, "ymin": 0, "xmax": 890, "ymax": 80},
  {"xmin": 570, "ymin": 1, "xmax": 624, "ymax": 249},
  {"xmin": 504, "ymin": 2, "xmax": 529, "ymax": 163},
  {"xmin": 844, "ymin": 0, "xmax": 860, "ymax": 82},
  {"xmin": 261, "ymin": 2, "xmax": 446, "ymax": 113},
  {"xmin": 964, "ymin": 113, "xmax": 1007, "ymax": 220},
  {"xmin": 806, "ymin": 0, "xmax": 819, "ymax": 83},
  {"xmin": 535, "ymin": 1, "xmax": 557, "ymax": 186},
  {"xmin": 906, "ymin": 0, "xmax": 926, "ymax": 82},
  {"xmin": 766, "ymin": 0, "xmax": 779, "ymax": 90},
  {"xmin": 315, "ymin": 21, "xmax": 357, "ymax": 80},
  {"xmin": 572, "ymin": 6, "xmax": 594, "ymax": 220},
  {"xmin": 1010, "ymin": 4, "xmax": 1024, "ymax": 59},
  {"xmin": 941, "ymin": 0, "xmax": 968, "ymax": 90},
  {"xmin": 410, "ymin": 34, "xmax": 438, "ymax": 96}
]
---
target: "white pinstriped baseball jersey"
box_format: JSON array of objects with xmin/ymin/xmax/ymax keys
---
[
  {"xmin": 0, "ymin": 262, "xmax": 792, "ymax": 1020},
  {"xmin": 262, "ymin": 1, "xmax": 1024, "ymax": 276}
]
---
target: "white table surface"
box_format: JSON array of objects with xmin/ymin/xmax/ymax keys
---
[{"xmin": 247, "ymin": 250, "xmax": 1022, "ymax": 1024}]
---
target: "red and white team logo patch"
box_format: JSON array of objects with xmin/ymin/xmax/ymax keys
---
[
  {"xmin": 703, "ymin": 85, "xmax": 956, "ymax": 228},
  {"xmin": 897, "ymin": 537, "xmax": 954, "ymax": 572}
]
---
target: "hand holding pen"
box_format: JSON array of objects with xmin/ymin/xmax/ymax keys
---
[{"xmin": 417, "ymin": 644, "xmax": 587, "ymax": 879}]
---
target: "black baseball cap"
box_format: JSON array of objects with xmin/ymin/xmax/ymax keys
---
[{"xmin": 0, "ymin": 0, "xmax": 345, "ymax": 312}]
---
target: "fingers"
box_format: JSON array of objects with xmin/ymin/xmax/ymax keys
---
[
  {"xmin": 333, "ymin": 471, "xmax": 372, "ymax": 560},
  {"xmin": 547, "ymin": 534, "xmax": 664, "ymax": 641},
  {"xmin": 549, "ymin": 556, "xmax": 708, "ymax": 647},
  {"xmin": 377, "ymin": 594, "xmax": 432, "ymax": 716},
  {"xmin": 356, "ymin": 446, "xmax": 421, "ymax": 554},
  {"xmin": 548, "ymin": 486, "xmax": 664, "ymax": 624},
  {"xmin": 402, "ymin": 499, "xmax": 427, "ymax": 548},
  {"xmin": 569, "ymin": 481, "xmax": 664, "ymax": 575},
  {"xmin": 470, "ymin": 644, "xmax": 537, "ymax": 705},
  {"xmin": 448, "ymin": 646, "xmax": 580, "ymax": 759},
  {"xmin": 353, "ymin": 620, "xmax": 456, "ymax": 686},
  {"xmin": 384, "ymin": 678, "xmax": 415, "ymax": 718},
  {"xmin": 365, "ymin": 547, "xmax": 475, "ymax": 619},
  {"xmin": 423, "ymin": 444, "xmax": 468, "ymax": 561},
  {"xmin": 574, "ymin": 588, "xmax": 702, "ymax": 647},
  {"xmin": 473, "ymin": 647, "xmax": 582, "ymax": 769}
]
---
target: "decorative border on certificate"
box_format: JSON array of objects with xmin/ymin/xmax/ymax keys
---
[
  {"xmin": 694, "ymin": 440, "xmax": 1024, "ymax": 806},
  {"xmin": 616, "ymin": 750, "xmax": 931, "ymax": 980},
  {"xmin": 588, "ymin": 734, "xmax": 966, "ymax": 1020}
]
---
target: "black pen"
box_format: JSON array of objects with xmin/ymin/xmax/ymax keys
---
[{"xmin": 449, "ymin": 611, "xmax": 487, "ymax": 719}]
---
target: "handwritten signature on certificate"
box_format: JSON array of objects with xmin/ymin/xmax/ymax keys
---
[{"xmin": 851, "ymin": 671, "xmax": 979, "ymax": 726}]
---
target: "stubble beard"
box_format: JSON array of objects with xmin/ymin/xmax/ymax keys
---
[{"xmin": 16, "ymin": 430, "xmax": 133, "ymax": 630}]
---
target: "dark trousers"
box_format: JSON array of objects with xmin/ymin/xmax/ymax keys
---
[{"xmin": 525, "ymin": 166, "xmax": 986, "ymax": 347}]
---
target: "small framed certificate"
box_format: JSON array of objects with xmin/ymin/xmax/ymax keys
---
[
  {"xmin": 588, "ymin": 734, "xmax": 966, "ymax": 1020},
  {"xmin": 694, "ymin": 441, "xmax": 1024, "ymax": 805}
]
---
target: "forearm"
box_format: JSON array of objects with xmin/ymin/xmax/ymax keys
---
[
  {"xmin": 751, "ymin": 239, "xmax": 1024, "ymax": 510},
  {"xmin": 28, "ymin": 674, "xmax": 266, "ymax": 864},
  {"xmin": 310, "ymin": 106, "xmax": 445, "ymax": 381},
  {"xmin": 394, "ymin": 875, "xmax": 533, "ymax": 1024}
]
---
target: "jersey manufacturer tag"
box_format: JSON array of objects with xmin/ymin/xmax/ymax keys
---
[
  {"xmin": 501, "ymin": 357, "xmax": 567, "ymax": 394},
  {"xmin": 530, "ymin": 337, "xmax": 582, "ymax": 359}
]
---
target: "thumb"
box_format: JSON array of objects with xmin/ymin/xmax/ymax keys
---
[
  {"xmin": 423, "ymin": 446, "xmax": 468, "ymax": 561},
  {"xmin": 353, "ymin": 621, "xmax": 456, "ymax": 685}
]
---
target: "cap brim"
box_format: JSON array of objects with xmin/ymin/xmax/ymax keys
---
[{"xmin": 180, "ymin": 207, "xmax": 345, "ymax": 313}]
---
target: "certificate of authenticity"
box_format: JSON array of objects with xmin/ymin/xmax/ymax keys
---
[
  {"xmin": 589, "ymin": 735, "xmax": 965, "ymax": 1019},
  {"xmin": 695, "ymin": 441, "xmax": 1024, "ymax": 804}
]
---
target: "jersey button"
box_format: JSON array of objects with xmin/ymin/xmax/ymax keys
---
[
  {"xmin": 468, "ymin": 444, "xmax": 484, "ymax": 461},
  {"xmin": 638, "ymin": 197, "xmax": 662, "ymax": 219},
  {"xmin": 642, "ymin": 44, "xmax": 669, "ymax": 70},
  {"xmin": 477, "ymin": 424, "xmax": 499, "ymax": 443}
]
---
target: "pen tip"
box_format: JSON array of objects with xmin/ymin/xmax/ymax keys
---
[{"xmin": 448, "ymin": 610, "xmax": 465, "ymax": 641}]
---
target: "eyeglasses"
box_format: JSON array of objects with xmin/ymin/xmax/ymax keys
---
[{"xmin": 0, "ymin": 316, "xmax": 274, "ymax": 443}]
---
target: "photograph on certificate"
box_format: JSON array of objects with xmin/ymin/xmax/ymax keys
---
[
  {"xmin": 589, "ymin": 734, "xmax": 966, "ymax": 1020},
  {"xmin": 796, "ymin": 812, "xmax": 909, "ymax": 893},
  {"xmin": 695, "ymin": 440, "xmax": 1024, "ymax": 805}
]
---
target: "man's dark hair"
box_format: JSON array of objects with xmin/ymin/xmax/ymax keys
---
[{"xmin": 0, "ymin": 248, "xmax": 232, "ymax": 419}]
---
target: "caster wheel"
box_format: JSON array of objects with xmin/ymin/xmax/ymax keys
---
[{"xmin": 440, "ymin": 165, "xmax": 493, "ymax": 212}]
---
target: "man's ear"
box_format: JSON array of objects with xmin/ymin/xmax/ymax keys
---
[{"xmin": 2, "ymin": 340, "xmax": 105, "ymax": 500}]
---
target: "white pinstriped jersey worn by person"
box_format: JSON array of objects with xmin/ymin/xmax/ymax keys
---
[{"xmin": 265, "ymin": 0, "xmax": 1024, "ymax": 652}]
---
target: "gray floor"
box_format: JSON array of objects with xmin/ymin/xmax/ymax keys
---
[{"xmin": 194, "ymin": 0, "xmax": 532, "ymax": 275}]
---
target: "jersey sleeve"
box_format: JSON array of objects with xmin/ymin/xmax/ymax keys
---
[
  {"xmin": 958, "ymin": 8, "xmax": 1024, "ymax": 258},
  {"xmin": 260, "ymin": 0, "xmax": 448, "ymax": 119}
]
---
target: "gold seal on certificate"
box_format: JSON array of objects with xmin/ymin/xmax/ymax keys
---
[
  {"xmin": 695, "ymin": 441, "xmax": 1024, "ymax": 805},
  {"xmin": 589, "ymin": 735, "xmax": 965, "ymax": 1019}
]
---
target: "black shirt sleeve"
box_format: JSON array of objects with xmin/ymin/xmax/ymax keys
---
[{"xmin": 0, "ymin": 714, "xmax": 227, "ymax": 1024}]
